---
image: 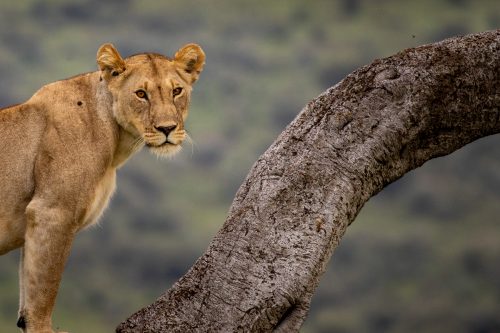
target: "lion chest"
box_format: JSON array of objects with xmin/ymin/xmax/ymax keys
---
[{"xmin": 81, "ymin": 169, "xmax": 116, "ymax": 229}]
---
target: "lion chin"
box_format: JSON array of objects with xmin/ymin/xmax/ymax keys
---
[{"xmin": 148, "ymin": 142, "xmax": 182, "ymax": 159}]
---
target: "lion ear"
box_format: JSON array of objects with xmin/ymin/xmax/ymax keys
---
[
  {"xmin": 174, "ymin": 43, "xmax": 205, "ymax": 83},
  {"xmin": 96, "ymin": 43, "xmax": 126, "ymax": 79}
]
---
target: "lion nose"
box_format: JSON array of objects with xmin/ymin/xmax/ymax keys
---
[{"xmin": 155, "ymin": 125, "xmax": 177, "ymax": 138}]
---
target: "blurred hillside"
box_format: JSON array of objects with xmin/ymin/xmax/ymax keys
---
[{"xmin": 0, "ymin": 1, "xmax": 499, "ymax": 332}]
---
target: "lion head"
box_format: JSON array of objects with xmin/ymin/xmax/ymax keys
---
[{"xmin": 96, "ymin": 43, "xmax": 205, "ymax": 157}]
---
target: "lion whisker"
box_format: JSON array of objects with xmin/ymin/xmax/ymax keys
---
[
  {"xmin": 185, "ymin": 132, "xmax": 196, "ymax": 156},
  {"xmin": 129, "ymin": 136, "xmax": 145, "ymax": 154}
]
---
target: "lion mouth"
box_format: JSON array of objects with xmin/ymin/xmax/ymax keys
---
[
  {"xmin": 145, "ymin": 140, "xmax": 176, "ymax": 148},
  {"xmin": 146, "ymin": 140, "xmax": 182, "ymax": 157},
  {"xmin": 143, "ymin": 129, "xmax": 186, "ymax": 157}
]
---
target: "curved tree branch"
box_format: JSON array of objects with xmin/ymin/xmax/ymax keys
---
[{"xmin": 117, "ymin": 29, "xmax": 500, "ymax": 332}]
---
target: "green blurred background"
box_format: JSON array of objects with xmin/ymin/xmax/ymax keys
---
[{"xmin": 1, "ymin": 1, "xmax": 499, "ymax": 332}]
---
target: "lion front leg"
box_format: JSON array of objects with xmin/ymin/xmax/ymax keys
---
[
  {"xmin": 18, "ymin": 247, "xmax": 25, "ymax": 326},
  {"xmin": 18, "ymin": 203, "xmax": 76, "ymax": 333}
]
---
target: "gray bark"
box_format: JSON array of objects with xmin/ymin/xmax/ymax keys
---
[{"xmin": 117, "ymin": 29, "xmax": 500, "ymax": 332}]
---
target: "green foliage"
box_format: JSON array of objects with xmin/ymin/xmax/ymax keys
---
[{"xmin": 1, "ymin": 1, "xmax": 499, "ymax": 332}]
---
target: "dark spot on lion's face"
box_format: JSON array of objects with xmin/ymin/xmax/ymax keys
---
[{"xmin": 77, "ymin": 101, "xmax": 83, "ymax": 106}]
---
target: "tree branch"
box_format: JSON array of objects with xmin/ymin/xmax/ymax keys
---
[{"xmin": 117, "ymin": 29, "xmax": 500, "ymax": 332}]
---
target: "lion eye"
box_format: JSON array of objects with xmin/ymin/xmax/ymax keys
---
[
  {"xmin": 135, "ymin": 90, "xmax": 147, "ymax": 99},
  {"xmin": 172, "ymin": 87, "xmax": 183, "ymax": 97}
]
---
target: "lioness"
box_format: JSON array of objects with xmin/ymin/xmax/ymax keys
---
[{"xmin": 0, "ymin": 42, "xmax": 205, "ymax": 333}]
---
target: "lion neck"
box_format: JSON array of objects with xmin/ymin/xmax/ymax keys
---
[{"xmin": 113, "ymin": 128, "xmax": 143, "ymax": 167}]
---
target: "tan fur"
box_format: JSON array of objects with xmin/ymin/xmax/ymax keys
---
[{"xmin": 0, "ymin": 43, "xmax": 205, "ymax": 333}]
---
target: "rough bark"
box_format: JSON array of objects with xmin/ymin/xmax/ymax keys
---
[{"xmin": 117, "ymin": 29, "xmax": 500, "ymax": 332}]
